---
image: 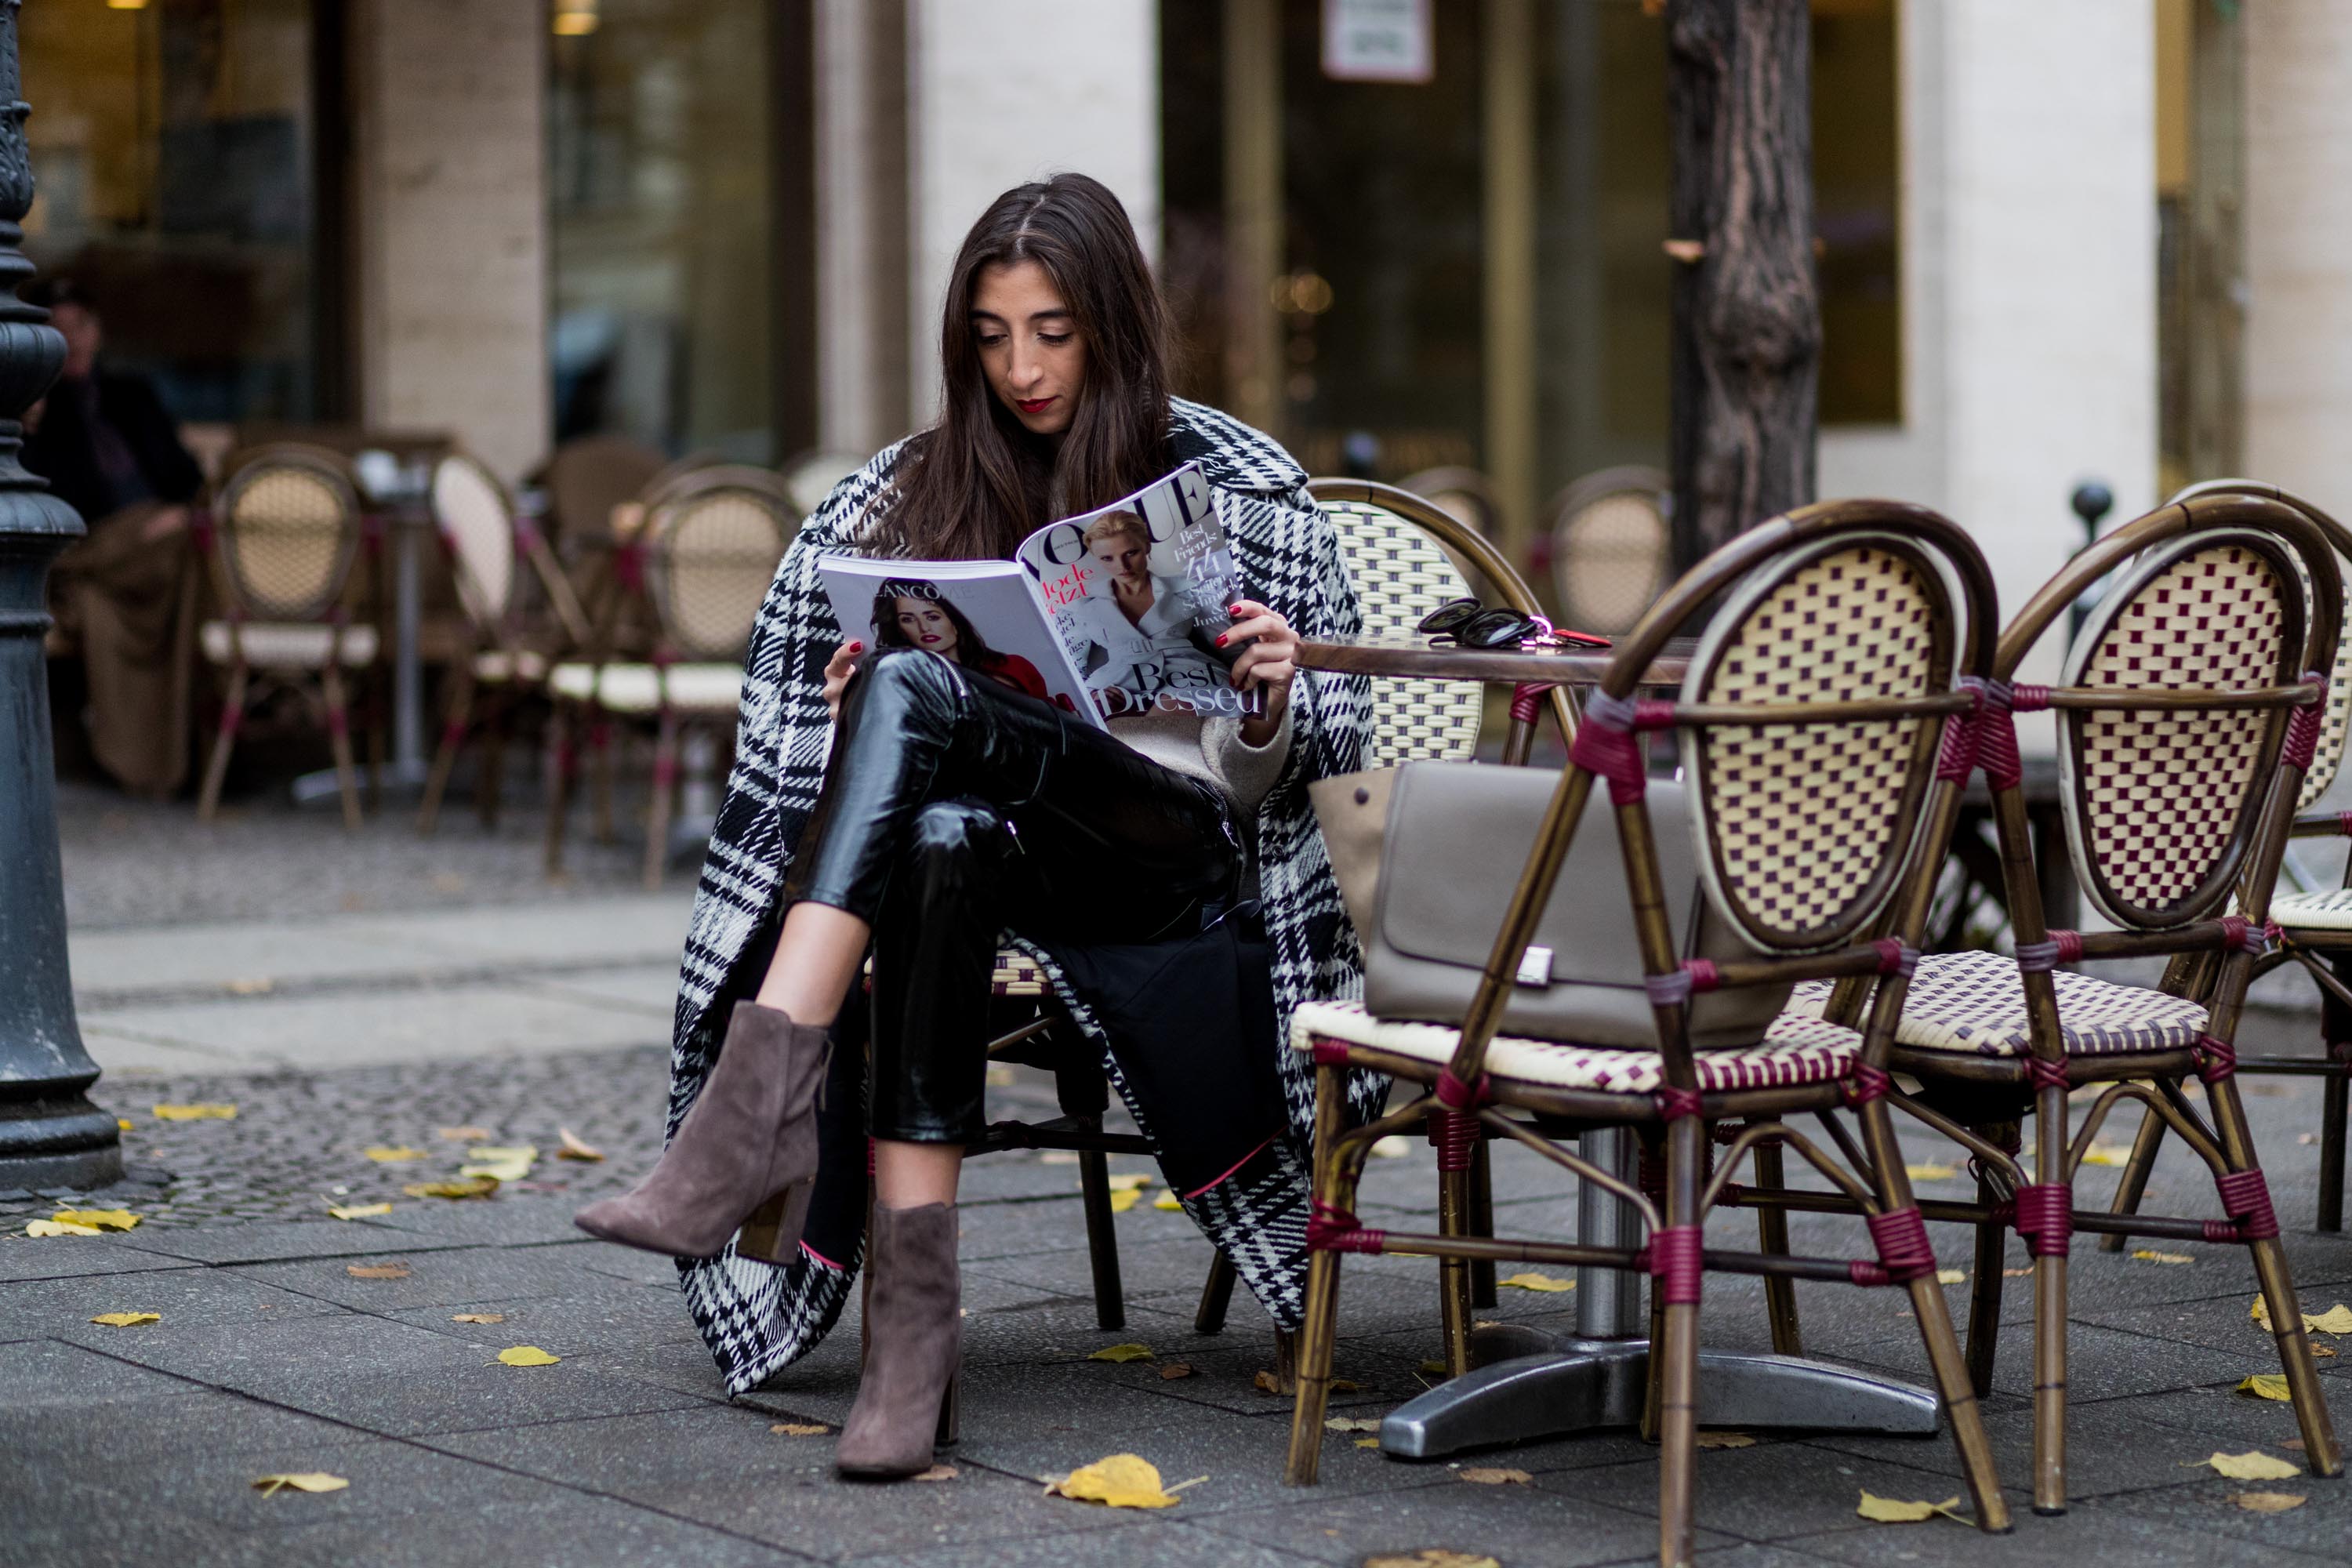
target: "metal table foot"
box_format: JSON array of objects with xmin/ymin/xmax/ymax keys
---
[{"xmin": 1381, "ymin": 1330, "xmax": 1940, "ymax": 1459}]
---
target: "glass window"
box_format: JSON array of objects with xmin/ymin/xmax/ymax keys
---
[
  {"xmin": 21, "ymin": 0, "xmax": 320, "ymax": 423},
  {"xmin": 548, "ymin": 0, "xmax": 776, "ymax": 462}
]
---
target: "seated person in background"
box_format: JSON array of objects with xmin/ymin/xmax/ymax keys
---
[{"xmin": 24, "ymin": 278, "xmax": 205, "ymax": 797}]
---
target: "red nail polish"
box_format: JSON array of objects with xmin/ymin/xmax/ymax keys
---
[
  {"xmin": 1214, "ymin": 633, "xmax": 1229, "ymax": 647},
  {"xmin": 849, "ymin": 641, "xmax": 863, "ymax": 652}
]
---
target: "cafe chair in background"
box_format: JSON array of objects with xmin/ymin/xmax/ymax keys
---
[{"xmin": 1548, "ymin": 466, "xmax": 1674, "ymax": 638}]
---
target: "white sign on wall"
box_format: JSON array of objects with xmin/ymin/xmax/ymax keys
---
[{"xmin": 1322, "ymin": 0, "xmax": 1433, "ymax": 84}]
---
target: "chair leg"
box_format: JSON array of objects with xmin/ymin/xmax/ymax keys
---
[
  {"xmin": 1284, "ymin": 1062, "xmax": 1351, "ymax": 1487},
  {"xmin": 2096, "ymin": 1103, "xmax": 2169, "ymax": 1252},
  {"xmin": 2320, "ymin": 1063, "xmax": 2348, "ymax": 1235},
  {"xmin": 2026, "ymin": 1093, "xmax": 2070, "ymax": 1515},
  {"xmin": 543, "ymin": 702, "xmax": 577, "ymax": 877},
  {"xmin": 1468, "ymin": 1138, "xmax": 1497, "ymax": 1310},
  {"xmin": 589, "ymin": 717, "xmax": 616, "ymax": 844},
  {"xmin": 1194, "ymin": 1251, "xmax": 1238, "ymax": 1335},
  {"xmin": 196, "ymin": 663, "xmax": 248, "ymax": 822},
  {"xmin": 321, "ymin": 666, "xmax": 362, "ymax": 831},
  {"xmin": 1965, "ymin": 1156, "xmax": 2009, "ymax": 1399},
  {"xmin": 1436, "ymin": 1148, "xmax": 1475, "ymax": 1378},
  {"xmin": 643, "ymin": 709, "xmax": 680, "ymax": 889},
  {"xmin": 1076, "ymin": 1145, "xmax": 1126, "ymax": 1332},
  {"xmin": 417, "ymin": 669, "xmax": 476, "ymax": 837},
  {"xmin": 1653, "ymin": 1117, "xmax": 1704, "ymax": 1568},
  {"xmin": 1754, "ymin": 1139, "xmax": 1802, "ymax": 1356},
  {"xmin": 477, "ymin": 701, "xmax": 509, "ymax": 831}
]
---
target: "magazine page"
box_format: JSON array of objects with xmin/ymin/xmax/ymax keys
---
[
  {"xmin": 815, "ymin": 556, "xmax": 1106, "ymax": 728},
  {"xmin": 1013, "ymin": 463, "xmax": 1263, "ymax": 720}
]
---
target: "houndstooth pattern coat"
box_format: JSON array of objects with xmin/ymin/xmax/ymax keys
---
[{"xmin": 667, "ymin": 399, "xmax": 1381, "ymax": 1393}]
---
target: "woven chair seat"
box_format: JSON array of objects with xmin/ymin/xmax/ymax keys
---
[
  {"xmin": 200, "ymin": 620, "xmax": 379, "ymax": 668},
  {"xmin": 2271, "ymin": 889, "xmax": 2352, "ymax": 932},
  {"xmin": 993, "ymin": 951, "xmax": 1048, "ymax": 997},
  {"xmin": 1289, "ymin": 1000, "xmax": 1864, "ymax": 1097},
  {"xmin": 1787, "ymin": 949, "xmax": 2209, "ymax": 1058},
  {"xmin": 472, "ymin": 648, "xmax": 548, "ymax": 683},
  {"xmin": 549, "ymin": 660, "xmax": 741, "ymax": 713}
]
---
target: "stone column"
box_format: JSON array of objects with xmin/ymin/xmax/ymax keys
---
[{"xmin": 0, "ymin": 0, "xmax": 122, "ymax": 1191}]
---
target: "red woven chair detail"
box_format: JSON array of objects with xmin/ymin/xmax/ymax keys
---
[
  {"xmin": 1305, "ymin": 1200, "xmax": 1388, "ymax": 1254},
  {"xmin": 1508, "ymin": 681, "xmax": 1554, "ymax": 726},
  {"xmin": 1872, "ymin": 938, "xmax": 1918, "ymax": 977},
  {"xmin": 2285, "ymin": 673, "xmax": 2328, "ymax": 772},
  {"xmin": 1655, "ymin": 1085, "xmax": 1705, "ymax": 1123},
  {"xmin": 1934, "ymin": 680, "xmax": 1985, "ymax": 783},
  {"xmin": 1428, "ymin": 1106, "xmax": 1480, "ymax": 1174},
  {"xmin": 2211, "ymin": 1169, "xmax": 2281, "ymax": 1243},
  {"xmin": 1436, "ymin": 1069, "xmax": 1491, "ymax": 1109},
  {"xmin": 1570, "ymin": 691, "xmax": 1650, "ymax": 804},
  {"xmin": 1309, "ymin": 1038, "xmax": 1351, "ymax": 1068},
  {"xmin": 1973, "ymin": 679, "xmax": 2028, "ymax": 792},
  {"xmin": 1648, "ymin": 1224, "xmax": 1705, "ymax": 1306},
  {"xmin": 1849, "ymin": 1206, "xmax": 1937, "ymax": 1287},
  {"xmin": 2193, "ymin": 1034, "xmax": 2238, "ymax": 1085},
  {"xmin": 2011, "ymin": 1182, "xmax": 2074, "ymax": 1258},
  {"xmin": 2023, "ymin": 1054, "xmax": 2071, "ymax": 1092},
  {"xmin": 1842, "ymin": 1062, "xmax": 1893, "ymax": 1107},
  {"xmin": 2016, "ymin": 929, "xmax": 2083, "ymax": 971}
]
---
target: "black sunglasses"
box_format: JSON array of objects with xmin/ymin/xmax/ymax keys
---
[{"xmin": 1416, "ymin": 597, "xmax": 1611, "ymax": 651}]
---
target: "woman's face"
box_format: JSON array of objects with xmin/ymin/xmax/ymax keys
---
[
  {"xmin": 1087, "ymin": 532, "xmax": 1150, "ymax": 587},
  {"xmin": 894, "ymin": 597, "xmax": 960, "ymax": 658},
  {"xmin": 971, "ymin": 260, "xmax": 1086, "ymax": 437}
]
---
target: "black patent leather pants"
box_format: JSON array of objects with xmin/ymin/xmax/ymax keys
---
[{"xmin": 783, "ymin": 648, "xmax": 1238, "ymax": 1143}]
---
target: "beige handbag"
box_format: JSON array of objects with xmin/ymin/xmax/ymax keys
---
[
  {"xmin": 1343, "ymin": 760, "xmax": 1788, "ymax": 1049},
  {"xmin": 1307, "ymin": 766, "xmax": 1396, "ymax": 942}
]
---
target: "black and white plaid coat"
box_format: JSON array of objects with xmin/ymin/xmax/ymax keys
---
[{"xmin": 668, "ymin": 398, "xmax": 1382, "ymax": 1393}]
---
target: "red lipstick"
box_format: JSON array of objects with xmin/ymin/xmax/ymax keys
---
[{"xmin": 1015, "ymin": 396, "xmax": 1055, "ymax": 415}]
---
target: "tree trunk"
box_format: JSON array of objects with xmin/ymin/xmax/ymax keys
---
[{"xmin": 1666, "ymin": 0, "xmax": 1820, "ymax": 568}]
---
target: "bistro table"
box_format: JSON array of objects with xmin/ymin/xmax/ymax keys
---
[{"xmin": 1294, "ymin": 630, "xmax": 1943, "ymax": 1460}]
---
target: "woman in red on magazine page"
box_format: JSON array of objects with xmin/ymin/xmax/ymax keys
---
[
  {"xmin": 579, "ymin": 172, "xmax": 1370, "ymax": 1479},
  {"xmin": 871, "ymin": 586, "xmax": 1051, "ymax": 701}
]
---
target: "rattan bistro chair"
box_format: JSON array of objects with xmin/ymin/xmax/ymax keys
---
[
  {"xmin": 1548, "ymin": 466, "xmax": 1674, "ymax": 637},
  {"xmin": 2098, "ymin": 480, "xmax": 2352, "ymax": 1236},
  {"xmin": 195, "ymin": 445, "xmax": 377, "ymax": 828},
  {"xmin": 1780, "ymin": 491, "xmax": 2347, "ymax": 1515},
  {"xmin": 545, "ymin": 466, "xmax": 791, "ymax": 886},
  {"xmin": 1284, "ymin": 503, "xmax": 2013, "ymax": 1566}
]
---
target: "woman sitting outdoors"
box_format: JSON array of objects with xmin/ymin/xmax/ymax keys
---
[{"xmin": 579, "ymin": 172, "xmax": 1371, "ymax": 1479}]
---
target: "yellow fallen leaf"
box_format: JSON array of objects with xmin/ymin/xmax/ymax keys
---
[
  {"xmin": 2207, "ymin": 1450, "xmax": 2302, "ymax": 1479},
  {"xmin": 771, "ymin": 1422, "xmax": 827, "ymax": 1436},
  {"xmin": 224, "ymin": 977, "xmax": 275, "ymax": 996},
  {"xmin": 1039, "ymin": 1149, "xmax": 1080, "ymax": 1165},
  {"xmin": 1046, "ymin": 1453, "xmax": 1181, "ymax": 1508},
  {"xmin": 1327, "ymin": 1417, "xmax": 1381, "ymax": 1432},
  {"xmin": 252, "ymin": 1473, "xmax": 349, "ymax": 1497},
  {"xmin": 153, "ymin": 1103, "xmax": 237, "ymax": 1120},
  {"xmin": 1370, "ymin": 1135, "xmax": 1414, "ymax": 1159},
  {"xmin": 1331, "ymin": 1379, "xmax": 1363, "ymax": 1393},
  {"xmin": 1107, "ymin": 1189, "xmax": 1141, "ymax": 1213},
  {"xmin": 1158, "ymin": 1363, "xmax": 1194, "ymax": 1381},
  {"xmin": 912, "ymin": 1464, "xmax": 957, "ymax": 1481},
  {"xmin": 2230, "ymin": 1491, "xmax": 2307, "ymax": 1512},
  {"xmin": 88, "ymin": 1312, "xmax": 160, "ymax": 1327},
  {"xmin": 1904, "ymin": 1163, "xmax": 1957, "ymax": 1182},
  {"xmin": 2307, "ymin": 1304, "xmax": 2352, "ymax": 1335},
  {"xmin": 1418, "ymin": 1359, "xmax": 1449, "ymax": 1377},
  {"xmin": 1356, "ymin": 1436, "xmax": 1383, "ymax": 1449},
  {"xmin": 1695, "ymin": 1432, "xmax": 1756, "ymax": 1450},
  {"xmin": 2002, "ymin": 1267, "xmax": 2033, "ymax": 1278},
  {"xmin": 117, "ymin": 1119, "xmax": 134, "ymax": 1131},
  {"xmin": 1458, "ymin": 1467, "xmax": 1530, "ymax": 1486},
  {"xmin": 2239, "ymin": 1374, "xmax": 2293, "ymax": 1402},
  {"xmin": 52, "ymin": 1209, "xmax": 137, "ymax": 1232},
  {"xmin": 2131, "ymin": 1250, "xmax": 2194, "ymax": 1265},
  {"xmin": 403, "ymin": 1177, "xmax": 499, "ymax": 1200},
  {"xmin": 556, "ymin": 1127, "xmax": 604, "ymax": 1162},
  {"xmin": 25, "ymin": 1220, "xmax": 102, "ymax": 1237},
  {"xmin": 437, "ymin": 1126, "xmax": 493, "ymax": 1142},
  {"xmin": 1936, "ymin": 1269, "xmax": 1967, "ymax": 1285},
  {"xmin": 326, "ymin": 1203, "xmax": 393, "ymax": 1221},
  {"xmin": 1104, "ymin": 1172, "xmax": 1152, "ymax": 1191},
  {"xmin": 1856, "ymin": 1490, "xmax": 1965, "ymax": 1523},
  {"xmin": 346, "ymin": 1263, "xmax": 410, "ymax": 1280},
  {"xmin": 1497, "ymin": 1271, "xmax": 1577, "ymax": 1294},
  {"xmin": 449, "ymin": 1313, "xmax": 506, "ymax": 1324},
  {"xmin": 365, "ymin": 1146, "xmax": 427, "ymax": 1163},
  {"xmin": 1088, "ymin": 1342, "xmax": 1154, "ymax": 1363},
  {"xmin": 1152, "ymin": 1192, "xmax": 1183, "ymax": 1211},
  {"xmin": 1364, "ymin": 1554, "xmax": 1500, "ymax": 1568},
  {"xmin": 2080, "ymin": 1142, "xmax": 2135, "ymax": 1168},
  {"xmin": 461, "ymin": 1145, "xmax": 538, "ymax": 1181},
  {"xmin": 497, "ymin": 1345, "xmax": 560, "ymax": 1367},
  {"xmin": 1256, "ymin": 1369, "xmax": 1290, "ymax": 1394}
]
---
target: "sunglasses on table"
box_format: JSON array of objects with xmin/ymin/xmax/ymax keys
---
[{"xmin": 1415, "ymin": 597, "xmax": 1613, "ymax": 651}]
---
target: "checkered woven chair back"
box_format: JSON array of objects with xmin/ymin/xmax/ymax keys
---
[
  {"xmin": 431, "ymin": 454, "xmax": 516, "ymax": 630},
  {"xmin": 645, "ymin": 468, "xmax": 792, "ymax": 661},
  {"xmin": 1682, "ymin": 531, "xmax": 1957, "ymax": 953},
  {"xmin": 1548, "ymin": 466, "xmax": 1673, "ymax": 636},
  {"xmin": 1319, "ymin": 496, "xmax": 1484, "ymax": 766},
  {"xmin": 215, "ymin": 447, "xmax": 363, "ymax": 622},
  {"xmin": 2282, "ymin": 546, "xmax": 2352, "ymax": 810},
  {"xmin": 2057, "ymin": 528, "xmax": 2306, "ymax": 928}
]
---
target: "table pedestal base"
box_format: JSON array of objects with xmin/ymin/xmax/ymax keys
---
[
  {"xmin": 1379, "ymin": 1324, "xmax": 1940, "ymax": 1459},
  {"xmin": 291, "ymin": 757, "xmax": 428, "ymax": 808}
]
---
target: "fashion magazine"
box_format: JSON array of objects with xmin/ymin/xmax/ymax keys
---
[{"xmin": 818, "ymin": 462, "xmax": 1263, "ymax": 728}]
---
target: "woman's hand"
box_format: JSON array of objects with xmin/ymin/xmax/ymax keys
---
[
  {"xmin": 822, "ymin": 639, "xmax": 863, "ymax": 722},
  {"xmin": 1220, "ymin": 600, "xmax": 1298, "ymax": 743}
]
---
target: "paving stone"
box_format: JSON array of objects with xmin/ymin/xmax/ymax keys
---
[
  {"xmin": 121, "ymin": 1221, "xmax": 470, "ymax": 1266},
  {"xmin": 1805, "ymin": 1393, "xmax": 2249, "ymax": 1501},
  {"xmin": 2102, "ymin": 1381, "xmax": 2328, "ymax": 1450},
  {"xmin": 1782, "ymin": 1504, "xmax": 2334, "ymax": 1567},
  {"xmin": 386, "ymin": 1289, "xmax": 710, "ymax": 1357},
  {"xmin": 1839, "ymin": 1320, "xmax": 2256, "ymax": 1404},
  {"xmin": 0, "ymin": 1235, "xmax": 199, "ymax": 1283},
  {"xmin": 0, "ymin": 1387, "xmax": 379, "ymax": 1475},
  {"xmin": 1, "ymin": 1337, "xmax": 205, "ymax": 1406},
  {"xmin": 268, "ymin": 1492, "xmax": 805, "ymax": 1568},
  {"xmin": 1192, "ymin": 1468, "xmax": 1704, "ymax": 1566},
  {"xmin": 230, "ymin": 1241, "xmax": 630, "ymax": 1312},
  {"xmin": 2, "ymin": 1479, "xmax": 289, "ymax": 1568},
  {"xmin": 1539, "ymin": 1441, "xmax": 2004, "ymax": 1543},
  {"xmin": 355, "ymin": 1193, "xmax": 604, "ymax": 1247},
  {"xmin": 0, "ymin": 1265, "xmax": 346, "ymax": 1339},
  {"xmin": 84, "ymin": 1435, "xmax": 574, "ymax": 1533},
  {"xmin": 2076, "ymin": 1470, "xmax": 2352, "ymax": 1557},
  {"xmin": 842, "ymin": 1519, "xmax": 1312, "ymax": 1568}
]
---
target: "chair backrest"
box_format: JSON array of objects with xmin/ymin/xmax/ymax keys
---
[
  {"xmin": 2169, "ymin": 479, "xmax": 2352, "ymax": 811},
  {"xmin": 1548, "ymin": 466, "xmax": 1673, "ymax": 637},
  {"xmin": 1308, "ymin": 480, "xmax": 1489, "ymax": 767},
  {"xmin": 643, "ymin": 466, "xmax": 793, "ymax": 661},
  {"xmin": 540, "ymin": 433, "xmax": 666, "ymax": 542},
  {"xmin": 1441, "ymin": 499, "xmax": 1994, "ymax": 1083},
  {"xmin": 780, "ymin": 448, "xmax": 869, "ymax": 517},
  {"xmin": 1399, "ymin": 466, "xmax": 1503, "ymax": 539},
  {"xmin": 211, "ymin": 445, "xmax": 365, "ymax": 622},
  {"xmin": 2048, "ymin": 509, "xmax": 2320, "ymax": 930},
  {"xmin": 431, "ymin": 453, "xmax": 517, "ymax": 630}
]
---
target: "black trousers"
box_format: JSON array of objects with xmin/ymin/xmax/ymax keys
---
[{"xmin": 784, "ymin": 648, "xmax": 1238, "ymax": 1142}]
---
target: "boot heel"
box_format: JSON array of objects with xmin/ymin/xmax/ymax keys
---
[
  {"xmin": 738, "ymin": 1179, "xmax": 815, "ymax": 1265},
  {"xmin": 935, "ymin": 1367, "xmax": 960, "ymax": 1448}
]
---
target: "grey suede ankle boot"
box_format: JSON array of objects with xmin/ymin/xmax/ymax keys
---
[
  {"xmin": 837, "ymin": 1202, "xmax": 962, "ymax": 1479},
  {"xmin": 575, "ymin": 1001, "xmax": 829, "ymax": 1262}
]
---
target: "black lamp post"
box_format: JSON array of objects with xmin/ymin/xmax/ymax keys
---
[{"xmin": 0, "ymin": 0, "xmax": 120, "ymax": 1192}]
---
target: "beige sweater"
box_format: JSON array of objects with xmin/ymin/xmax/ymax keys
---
[{"xmin": 1110, "ymin": 702, "xmax": 1294, "ymax": 815}]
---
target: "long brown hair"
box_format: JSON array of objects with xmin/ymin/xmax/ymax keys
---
[{"xmin": 886, "ymin": 173, "xmax": 1172, "ymax": 561}]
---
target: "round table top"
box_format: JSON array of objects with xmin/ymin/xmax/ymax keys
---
[{"xmin": 1295, "ymin": 631, "xmax": 1698, "ymax": 687}]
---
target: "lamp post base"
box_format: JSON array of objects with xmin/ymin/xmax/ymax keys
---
[{"xmin": 0, "ymin": 1093, "xmax": 124, "ymax": 1191}]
